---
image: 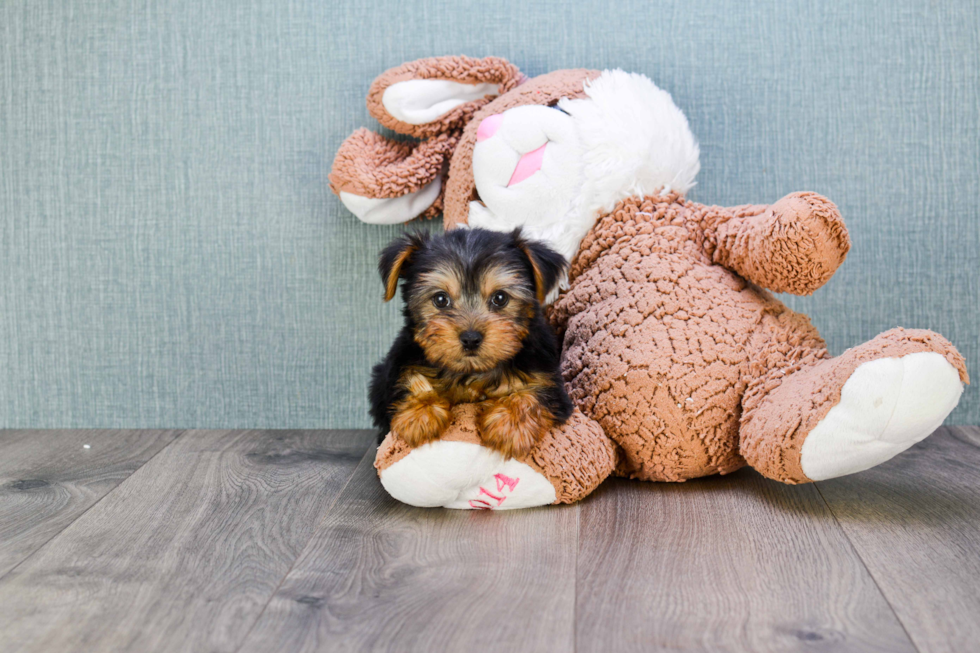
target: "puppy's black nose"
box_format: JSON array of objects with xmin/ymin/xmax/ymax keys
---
[{"xmin": 459, "ymin": 330, "xmax": 483, "ymax": 351}]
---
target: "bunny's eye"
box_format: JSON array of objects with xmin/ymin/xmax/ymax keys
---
[
  {"xmin": 547, "ymin": 102, "xmax": 570, "ymax": 115},
  {"xmin": 432, "ymin": 292, "xmax": 452, "ymax": 309}
]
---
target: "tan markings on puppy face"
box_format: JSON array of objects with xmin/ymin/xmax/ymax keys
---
[
  {"xmin": 476, "ymin": 313, "xmax": 527, "ymax": 368},
  {"xmin": 415, "ymin": 314, "xmax": 469, "ymax": 370},
  {"xmin": 479, "ymin": 265, "xmax": 534, "ymax": 304},
  {"xmin": 418, "ymin": 267, "xmax": 463, "ymax": 302},
  {"xmin": 411, "ymin": 260, "xmax": 536, "ymax": 374},
  {"xmin": 408, "ymin": 262, "xmax": 464, "ymax": 324}
]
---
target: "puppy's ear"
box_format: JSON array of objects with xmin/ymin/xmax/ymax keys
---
[
  {"xmin": 513, "ymin": 229, "xmax": 567, "ymax": 303},
  {"xmin": 379, "ymin": 232, "xmax": 428, "ymax": 301}
]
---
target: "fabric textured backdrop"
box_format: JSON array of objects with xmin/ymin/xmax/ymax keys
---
[{"xmin": 1, "ymin": 0, "xmax": 977, "ymax": 428}]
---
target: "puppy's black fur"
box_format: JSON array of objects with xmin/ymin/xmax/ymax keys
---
[{"xmin": 369, "ymin": 228, "xmax": 572, "ymax": 454}]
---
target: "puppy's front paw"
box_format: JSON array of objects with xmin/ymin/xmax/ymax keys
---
[
  {"xmin": 391, "ymin": 395, "xmax": 452, "ymax": 447},
  {"xmin": 478, "ymin": 394, "xmax": 552, "ymax": 459}
]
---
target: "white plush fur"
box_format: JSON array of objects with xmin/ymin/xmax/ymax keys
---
[
  {"xmin": 383, "ymin": 79, "xmax": 500, "ymax": 125},
  {"xmin": 468, "ymin": 69, "xmax": 700, "ymax": 278},
  {"xmin": 800, "ymin": 352, "xmax": 964, "ymax": 481},
  {"xmin": 469, "ymin": 105, "xmax": 586, "ymax": 263},
  {"xmin": 562, "ymin": 69, "xmax": 700, "ymax": 213},
  {"xmin": 339, "ymin": 178, "xmax": 442, "ymax": 225},
  {"xmin": 380, "ymin": 440, "xmax": 557, "ymax": 510}
]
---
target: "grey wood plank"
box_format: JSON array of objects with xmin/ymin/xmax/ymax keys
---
[
  {"xmin": 576, "ymin": 471, "xmax": 916, "ymax": 653},
  {"xmin": 0, "ymin": 429, "xmax": 374, "ymax": 653},
  {"xmin": 0, "ymin": 429, "xmax": 181, "ymax": 578},
  {"xmin": 816, "ymin": 426, "xmax": 980, "ymax": 653},
  {"xmin": 238, "ymin": 449, "xmax": 578, "ymax": 653}
]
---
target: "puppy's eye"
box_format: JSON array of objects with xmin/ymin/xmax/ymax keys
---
[
  {"xmin": 432, "ymin": 292, "xmax": 452, "ymax": 309},
  {"xmin": 490, "ymin": 291, "xmax": 510, "ymax": 308}
]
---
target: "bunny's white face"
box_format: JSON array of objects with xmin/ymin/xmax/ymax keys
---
[
  {"xmin": 467, "ymin": 105, "xmax": 587, "ymax": 263},
  {"xmin": 464, "ymin": 71, "xmax": 701, "ymax": 271}
]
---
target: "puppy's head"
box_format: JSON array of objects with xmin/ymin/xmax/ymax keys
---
[{"xmin": 379, "ymin": 228, "xmax": 566, "ymax": 374}]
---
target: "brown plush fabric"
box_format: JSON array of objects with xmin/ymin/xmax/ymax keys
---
[
  {"xmin": 374, "ymin": 404, "xmax": 618, "ymax": 504},
  {"xmin": 442, "ymin": 69, "xmax": 600, "ymax": 230},
  {"xmin": 525, "ymin": 409, "xmax": 619, "ymax": 503},
  {"xmin": 740, "ymin": 327, "xmax": 969, "ymax": 483},
  {"xmin": 366, "ymin": 56, "xmax": 524, "ymax": 139},
  {"xmin": 328, "ymin": 128, "xmax": 459, "ymax": 199},
  {"xmin": 712, "ymin": 192, "xmax": 851, "ymax": 296},
  {"xmin": 553, "ymin": 191, "xmax": 967, "ymax": 484},
  {"xmin": 552, "ymin": 193, "xmax": 837, "ymax": 481}
]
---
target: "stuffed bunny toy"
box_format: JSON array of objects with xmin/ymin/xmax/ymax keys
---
[{"xmin": 331, "ymin": 56, "xmax": 968, "ymax": 510}]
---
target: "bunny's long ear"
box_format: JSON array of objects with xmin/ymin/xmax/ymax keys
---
[
  {"xmin": 367, "ymin": 56, "xmax": 524, "ymax": 138},
  {"xmin": 329, "ymin": 129, "xmax": 459, "ymax": 224}
]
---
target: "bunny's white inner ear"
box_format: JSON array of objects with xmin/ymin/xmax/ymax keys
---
[
  {"xmin": 382, "ymin": 80, "xmax": 500, "ymax": 125},
  {"xmin": 339, "ymin": 177, "xmax": 442, "ymax": 225}
]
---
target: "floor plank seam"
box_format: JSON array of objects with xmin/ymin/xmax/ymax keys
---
[
  {"xmin": 232, "ymin": 445, "xmax": 378, "ymax": 653},
  {"xmin": 572, "ymin": 503, "xmax": 580, "ymax": 653},
  {"xmin": 812, "ymin": 482, "xmax": 923, "ymax": 653},
  {"xmin": 0, "ymin": 429, "xmax": 188, "ymax": 586}
]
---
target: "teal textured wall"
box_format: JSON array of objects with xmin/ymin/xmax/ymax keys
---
[{"xmin": 1, "ymin": 0, "xmax": 977, "ymax": 428}]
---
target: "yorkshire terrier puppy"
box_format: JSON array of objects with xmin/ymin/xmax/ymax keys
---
[{"xmin": 369, "ymin": 228, "xmax": 573, "ymax": 458}]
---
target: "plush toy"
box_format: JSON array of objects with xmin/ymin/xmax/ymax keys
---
[{"xmin": 331, "ymin": 56, "xmax": 968, "ymax": 510}]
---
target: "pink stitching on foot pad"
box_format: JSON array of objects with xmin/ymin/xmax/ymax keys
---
[
  {"xmin": 479, "ymin": 487, "xmax": 505, "ymax": 506},
  {"xmin": 469, "ymin": 475, "xmax": 521, "ymax": 510},
  {"xmin": 495, "ymin": 474, "xmax": 519, "ymax": 492}
]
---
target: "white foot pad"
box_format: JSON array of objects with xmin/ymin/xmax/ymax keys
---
[
  {"xmin": 379, "ymin": 440, "xmax": 557, "ymax": 510},
  {"xmin": 800, "ymin": 352, "xmax": 964, "ymax": 481}
]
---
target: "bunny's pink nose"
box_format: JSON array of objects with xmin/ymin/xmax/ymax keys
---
[{"xmin": 476, "ymin": 114, "xmax": 504, "ymax": 141}]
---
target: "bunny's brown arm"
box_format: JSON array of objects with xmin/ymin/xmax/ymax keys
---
[{"xmin": 695, "ymin": 192, "xmax": 851, "ymax": 296}]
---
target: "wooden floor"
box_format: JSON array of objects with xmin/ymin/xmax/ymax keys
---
[{"xmin": 0, "ymin": 428, "xmax": 978, "ymax": 652}]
